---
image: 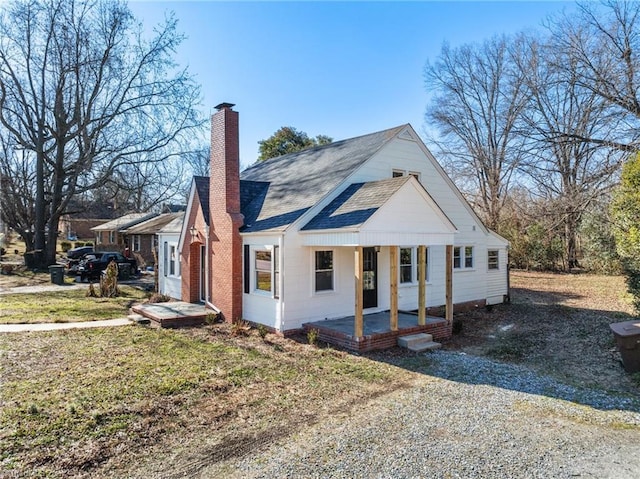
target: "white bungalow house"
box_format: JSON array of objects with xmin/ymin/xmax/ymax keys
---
[{"xmin": 162, "ymin": 103, "xmax": 509, "ymax": 351}]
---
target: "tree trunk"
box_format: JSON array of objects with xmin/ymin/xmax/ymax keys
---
[{"xmin": 565, "ymin": 211, "xmax": 580, "ymax": 271}]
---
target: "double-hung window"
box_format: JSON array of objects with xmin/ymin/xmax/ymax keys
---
[
  {"xmin": 133, "ymin": 235, "xmax": 141, "ymax": 252},
  {"xmin": 465, "ymin": 246, "xmax": 474, "ymax": 268},
  {"xmin": 169, "ymin": 245, "xmax": 177, "ymax": 276},
  {"xmin": 400, "ymin": 248, "xmax": 413, "ymax": 283},
  {"xmin": 315, "ymin": 250, "xmax": 334, "ymax": 292},
  {"xmin": 454, "ymin": 246, "xmax": 474, "ymax": 270},
  {"xmin": 453, "ymin": 247, "xmax": 461, "ymax": 269},
  {"xmin": 488, "ymin": 250, "xmax": 499, "ymax": 270},
  {"xmin": 255, "ymin": 250, "xmax": 272, "ymax": 293}
]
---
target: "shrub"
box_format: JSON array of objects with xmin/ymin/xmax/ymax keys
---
[
  {"xmin": 257, "ymin": 324, "xmax": 268, "ymax": 340},
  {"xmin": 84, "ymin": 242, "xmax": 93, "ymax": 247},
  {"xmin": 231, "ymin": 319, "xmax": 251, "ymax": 336},
  {"xmin": 147, "ymin": 293, "xmax": 171, "ymax": 303},
  {"xmin": 99, "ymin": 261, "xmax": 119, "ymax": 298},
  {"xmin": 205, "ymin": 312, "xmax": 220, "ymax": 325},
  {"xmin": 60, "ymin": 241, "xmax": 72, "ymax": 252},
  {"xmin": 86, "ymin": 282, "xmax": 98, "ymax": 297},
  {"xmin": 307, "ymin": 328, "xmax": 319, "ymax": 346}
]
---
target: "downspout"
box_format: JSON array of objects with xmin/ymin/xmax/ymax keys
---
[
  {"xmin": 505, "ymin": 244, "xmax": 511, "ymax": 304},
  {"xmin": 277, "ymin": 234, "xmax": 284, "ymax": 332}
]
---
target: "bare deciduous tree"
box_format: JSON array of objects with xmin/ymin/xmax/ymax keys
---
[
  {"xmin": 0, "ymin": 0, "xmax": 203, "ymax": 266},
  {"xmin": 424, "ymin": 35, "xmax": 529, "ymax": 230},
  {"xmin": 552, "ymin": 0, "xmax": 640, "ymax": 150},
  {"xmin": 517, "ymin": 34, "xmax": 624, "ymax": 270}
]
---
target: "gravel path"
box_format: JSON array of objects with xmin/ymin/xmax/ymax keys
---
[{"xmin": 207, "ymin": 351, "xmax": 640, "ymax": 479}]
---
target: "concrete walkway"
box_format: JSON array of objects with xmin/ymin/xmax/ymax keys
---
[
  {"xmin": 0, "ymin": 317, "xmax": 132, "ymax": 333},
  {"xmin": 0, "ymin": 283, "xmax": 86, "ymax": 295}
]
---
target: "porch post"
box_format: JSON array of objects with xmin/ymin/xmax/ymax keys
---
[
  {"xmin": 445, "ymin": 244, "xmax": 453, "ymax": 323},
  {"xmin": 389, "ymin": 246, "xmax": 398, "ymax": 331},
  {"xmin": 354, "ymin": 246, "xmax": 364, "ymax": 337},
  {"xmin": 418, "ymin": 245, "xmax": 426, "ymax": 325}
]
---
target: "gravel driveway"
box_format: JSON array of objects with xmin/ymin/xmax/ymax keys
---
[{"xmin": 206, "ymin": 351, "xmax": 640, "ymax": 479}]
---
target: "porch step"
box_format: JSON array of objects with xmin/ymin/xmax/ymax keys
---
[{"xmin": 398, "ymin": 333, "xmax": 441, "ymax": 352}]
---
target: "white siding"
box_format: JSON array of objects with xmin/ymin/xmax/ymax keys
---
[
  {"xmin": 486, "ymin": 247, "xmax": 509, "ymax": 304},
  {"xmin": 158, "ymin": 232, "xmax": 181, "ymax": 300},
  {"xmin": 263, "ymin": 133, "xmax": 510, "ymax": 331},
  {"xmin": 241, "ymin": 234, "xmax": 282, "ymax": 330}
]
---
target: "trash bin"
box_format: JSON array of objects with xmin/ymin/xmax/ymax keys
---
[
  {"xmin": 48, "ymin": 264, "xmax": 65, "ymax": 285},
  {"xmin": 610, "ymin": 320, "xmax": 640, "ymax": 373},
  {"xmin": 118, "ymin": 263, "xmax": 131, "ymax": 280}
]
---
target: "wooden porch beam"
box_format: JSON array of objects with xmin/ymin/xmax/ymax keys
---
[
  {"xmin": 390, "ymin": 246, "xmax": 398, "ymax": 331},
  {"xmin": 354, "ymin": 246, "xmax": 364, "ymax": 338},
  {"xmin": 418, "ymin": 245, "xmax": 426, "ymax": 325},
  {"xmin": 445, "ymin": 244, "xmax": 453, "ymax": 323}
]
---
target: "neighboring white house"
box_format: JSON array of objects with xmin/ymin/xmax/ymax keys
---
[
  {"xmin": 157, "ymin": 213, "xmax": 183, "ymax": 300},
  {"xmin": 170, "ymin": 103, "xmax": 509, "ymax": 350}
]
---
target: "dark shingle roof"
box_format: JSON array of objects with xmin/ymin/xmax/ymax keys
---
[
  {"xmin": 239, "ymin": 125, "xmax": 407, "ymax": 233},
  {"xmin": 123, "ymin": 212, "xmax": 184, "ymax": 235},
  {"xmin": 193, "ymin": 176, "xmax": 210, "ymax": 226},
  {"xmin": 90, "ymin": 212, "xmax": 156, "ymax": 231},
  {"xmin": 302, "ymin": 176, "xmax": 410, "ymax": 230}
]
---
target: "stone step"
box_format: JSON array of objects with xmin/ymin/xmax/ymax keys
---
[
  {"xmin": 406, "ymin": 341, "xmax": 442, "ymax": 353},
  {"xmin": 398, "ymin": 333, "xmax": 433, "ymax": 348}
]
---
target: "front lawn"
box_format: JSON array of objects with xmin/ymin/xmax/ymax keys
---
[
  {"xmin": 0, "ymin": 286, "xmax": 148, "ymax": 324},
  {"xmin": 0, "ymin": 325, "xmax": 408, "ymax": 478}
]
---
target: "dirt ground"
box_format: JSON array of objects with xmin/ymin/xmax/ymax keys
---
[{"xmin": 444, "ymin": 270, "xmax": 638, "ymax": 394}]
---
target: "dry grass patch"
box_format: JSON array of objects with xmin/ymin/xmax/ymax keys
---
[
  {"xmin": 0, "ymin": 324, "xmax": 411, "ymax": 478},
  {"xmin": 446, "ymin": 271, "xmax": 638, "ymax": 394},
  {"xmin": 0, "ymin": 286, "xmax": 147, "ymax": 324},
  {"xmin": 0, "ymin": 267, "xmax": 59, "ymax": 289}
]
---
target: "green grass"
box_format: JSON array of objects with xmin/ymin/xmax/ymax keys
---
[
  {"xmin": 0, "ymin": 286, "xmax": 148, "ymax": 324},
  {"xmin": 0, "ymin": 326, "xmax": 408, "ymax": 477}
]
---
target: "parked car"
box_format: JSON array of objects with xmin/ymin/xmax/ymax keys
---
[
  {"xmin": 66, "ymin": 245, "xmax": 94, "ymax": 259},
  {"xmin": 77, "ymin": 252, "xmax": 138, "ymax": 282},
  {"xmin": 66, "ymin": 246, "xmax": 95, "ymax": 276}
]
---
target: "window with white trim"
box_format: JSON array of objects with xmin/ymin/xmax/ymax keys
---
[
  {"xmin": 109, "ymin": 231, "xmax": 115, "ymax": 244},
  {"xmin": 400, "ymin": 248, "xmax": 413, "ymax": 283},
  {"xmin": 169, "ymin": 244, "xmax": 178, "ymax": 276},
  {"xmin": 132, "ymin": 234, "xmax": 141, "ymax": 252},
  {"xmin": 454, "ymin": 246, "xmax": 474, "ymax": 270},
  {"xmin": 315, "ymin": 250, "xmax": 334, "ymax": 292},
  {"xmin": 488, "ymin": 249, "xmax": 499, "ymax": 270},
  {"xmin": 453, "ymin": 247, "xmax": 461, "ymax": 269},
  {"xmin": 255, "ymin": 250, "xmax": 272, "ymax": 292},
  {"xmin": 392, "ymin": 169, "xmax": 405, "ymax": 178},
  {"xmin": 465, "ymin": 246, "xmax": 474, "ymax": 268}
]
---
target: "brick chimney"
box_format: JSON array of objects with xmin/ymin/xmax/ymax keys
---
[{"xmin": 209, "ymin": 102, "xmax": 243, "ymax": 323}]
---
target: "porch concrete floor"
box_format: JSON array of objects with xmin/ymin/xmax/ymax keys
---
[
  {"xmin": 304, "ymin": 311, "xmax": 443, "ymax": 336},
  {"xmin": 132, "ymin": 301, "xmax": 208, "ymax": 323}
]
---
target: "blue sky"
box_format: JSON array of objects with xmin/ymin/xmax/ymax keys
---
[{"xmin": 129, "ymin": 1, "xmax": 575, "ymax": 168}]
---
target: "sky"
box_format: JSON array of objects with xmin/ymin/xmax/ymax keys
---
[{"xmin": 129, "ymin": 0, "xmax": 576, "ymax": 169}]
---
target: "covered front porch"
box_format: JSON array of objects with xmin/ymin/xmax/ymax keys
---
[
  {"xmin": 297, "ymin": 175, "xmax": 458, "ymax": 351},
  {"xmin": 303, "ymin": 310, "xmax": 450, "ymax": 352}
]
